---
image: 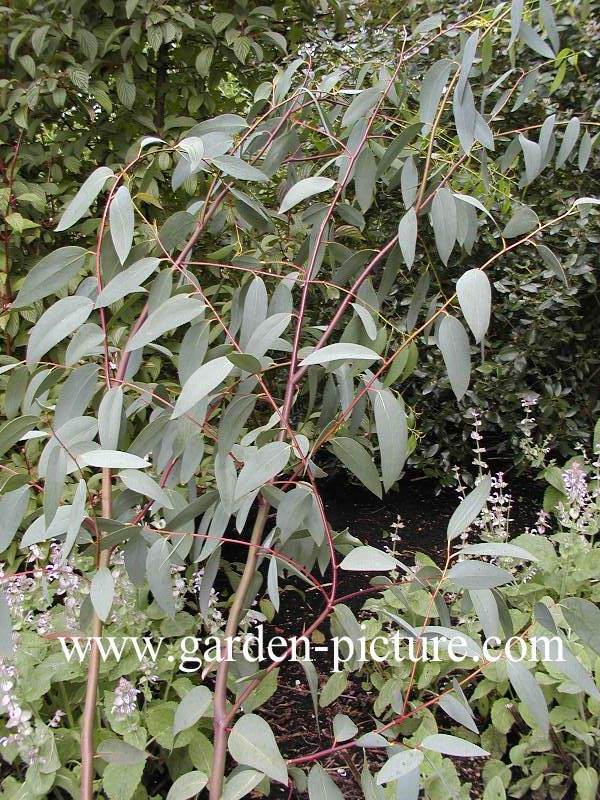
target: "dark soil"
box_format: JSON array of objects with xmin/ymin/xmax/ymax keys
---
[{"xmin": 258, "ymin": 472, "xmax": 545, "ymax": 798}]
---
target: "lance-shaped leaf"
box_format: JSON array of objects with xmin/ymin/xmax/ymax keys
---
[
  {"xmin": 90, "ymin": 566, "xmax": 114, "ymax": 622},
  {"xmin": 166, "ymin": 771, "xmax": 208, "ymax": 800},
  {"xmin": 447, "ymin": 475, "xmax": 491, "ymax": 540},
  {"xmin": 173, "ymin": 686, "xmax": 212, "ymax": 736},
  {"xmin": 398, "ymin": 207, "xmax": 417, "ymax": 267},
  {"xmin": 212, "ymin": 155, "xmax": 268, "ymax": 182},
  {"xmin": 13, "ymin": 247, "xmax": 88, "ymax": 307},
  {"xmin": 0, "ymin": 486, "xmax": 30, "ymax": 551},
  {"xmin": 300, "ymin": 343, "xmax": 380, "ymax": 367},
  {"xmin": 0, "ymin": 415, "xmax": 38, "ymax": 459},
  {"xmin": 562, "ymin": 598, "xmax": 600, "ymax": 655},
  {"xmin": 507, "ymin": 661, "xmax": 549, "ymax": 733},
  {"xmin": 228, "ymin": 714, "xmax": 288, "ymax": 785},
  {"xmin": 377, "ymin": 750, "xmax": 424, "ymax": 784},
  {"xmin": 234, "ymin": 442, "xmax": 291, "ymax": 500},
  {"xmin": 222, "ymin": 770, "xmax": 264, "ymax": 800},
  {"xmin": 456, "ymin": 269, "xmax": 491, "ymax": 343},
  {"xmin": 431, "ymin": 187, "xmax": 456, "ymax": 264},
  {"xmin": 420, "ymin": 59, "xmax": 453, "ymax": 127},
  {"xmin": 95, "ymin": 257, "xmax": 160, "ymax": 307},
  {"xmin": 340, "ymin": 545, "xmax": 399, "ymax": 572},
  {"xmin": 98, "ymin": 387, "xmax": 123, "ymax": 450},
  {"xmin": 56, "ymin": 166, "xmax": 114, "ymax": 230},
  {"xmin": 373, "ymin": 388, "xmax": 407, "ymax": 491},
  {"xmin": 0, "ymin": 591, "xmax": 13, "ymax": 656},
  {"xmin": 125, "ymin": 295, "xmax": 205, "ymax": 351},
  {"xmin": 96, "ymin": 740, "xmax": 147, "ymax": 765},
  {"xmin": 438, "ymin": 315, "xmax": 471, "ymax": 400},
  {"xmin": 79, "ymin": 450, "xmax": 150, "ymax": 469},
  {"xmin": 519, "ymin": 134, "xmax": 542, "ymax": 184},
  {"xmin": 330, "ymin": 437, "xmax": 382, "ymax": 498},
  {"xmin": 26, "ymin": 296, "xmax": 94, "ymax": 367},
  {"xmin": 146, "ymin": 538, "xmax": 176, "ymax": 618},
  {"xmin": 279, "ymin": 177, "xmax": 336, "ymax": 214},
  {"xmin": 556, "ymin": 116, "xmax": 581, "ymax": 169},
  {"xmin": 447, "ymin": 561, "xmax": 513, "ymax": 590},
  {"xmin": 245, "ymin": 312, "xmax": 292, "ymax": 358},
  {"xmin": 421, "ymin": 734, "xmax": 489, "ymax": 757},
  {"xmin": 172, "ymin": 356, "xmax": 234, "ymax": 418},
  {"xmin": 110, "ymin": 185, "xmax": 135, "ymax": 264},
  {"xmin": 119, "ymin": 470, "xmax": 174, "ymax": 509},
  {"xmin": 308, "ymin": 764, "xmax": 344, "ymax": 800}
]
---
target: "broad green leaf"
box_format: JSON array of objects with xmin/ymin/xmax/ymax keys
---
[
  {"xmin": 146, "ymin": 538, "xmax": 176, "ymax": 618},
  {"xmin": 228, "ymin": 714, "xmax": 288, "ymax": 785},
  {"xmin": 340, "ymin": 545, "xmax": 398, "ymax": 572},
  {"xmin": 96, "ymin": 257, "xmax": 160, "ymax": 307},
  {"xmin": 507, "ymin": 660, "xmax": 549, "ymax": 732},
  {"xmin": 90, "ymin": 566, "xmax": 114, "ymax": 622},
  {"xmin": 330, "ymin": 437, "xmax": 382, "ymax": 498},
  {"xmin": 447, "ymin": 476, "xmax": 491, "ymax": 540},
  {"xmin": 373, "ymin": 388, "xmax": 407, "ymax": 491},
  {"xmin": 79, "ymin": 450, "xmax": 150, "ymax": 469},
  {"xmin": 456, "ymin": 269, "xmax": 491, "ymax": 343},
  {"xmin": 110, "ymin": 185, "xmax": 135, "ymax": 264},
  {"xmin": 212, "ymin": 155, "xmax": 268, "ymax": 182},
  {"xmin": 125, "ymin": 295, "xmax": 205, "ymax": 351},
  {"xmin": 279, "ymin": 177, "xmax": 336, "ymax": 214},
  {"xmin": 431, "ymin": 187, "xmax": 456, "ymax": 264},
  {"xmin": 13, "ymin": 247, "xmax": 88, "ymax": 307},
  {"xmin": 300, "ymin": 343, "xmax": 380, "ymax": 367},
  {"xmin": 173, "ymin": 686, "xmax": 212, "ymax": 736},
  {"xmin": 166, "ymin": 771, "xmax": 208, "ymax": 800},
  {"xmin": 56, "ymin": 166, "xmax": 114, "ymax": 230},
  {"xmin": 573, "ymin": 767, "xmax": 599, "ymax": 800},
  {"xmin": 308, "ymin": 764, "xmax": 344, "ymax": 800},
  {"xmin": 119, "ymin": 469, "xmax": 174, "ymax": 509},
  {"xmin": 398, "ymin": 207, "xmax": 417, "ymax": 268},
  {"xmin": 438, "ymin": 315, "xmax": 471, "ymax": 400},
  {"xmin": 234, "ymin": 442, "xmax": 291, "ymax": 500},
  {"xmin": 26, "ymin": 296, "xmax": 94, "ymax": 367},
  {"xmin": 447, "ymin": 561, "xmax": 513, "ymax": 589},
  {"xmin": 421, "ymin": 734, "xmax": 489, "ymax": 758},
  {"xmin": 96, "ymin": 739, "xmax": 147, "ymax": 765},
  {"xmin": 172, "ymin": 356, "xmax": 234, "ymax": 418},
  {"xmin": 377, "ymin": 750, "xmax": 423, "ymax": 784}
]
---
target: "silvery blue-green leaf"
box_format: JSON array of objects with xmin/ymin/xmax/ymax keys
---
[
  {"xmin": 308, "ymin": 764, "xmax": 344, "ymax": 800},
  {"xmin": 13, "ymin": 247, "xmax": 88, "ymax": 307},
  {"xmin": 90, "ymin": 566, "xmax": 114, "ymax": 622},
  {"xmin": 228, "ymin": 714, "xmax": 288, "ymax": 785},
  {"xmin": 267, "ymin": 557, "xmax": 280, "ymax": 612},
  {"xmin": 453, "ymin": 81, "xmax": 477, "ymax": 154},
  {"xmin": 447, "ymin": 476, "xmax": 491, "ymax": 540},
  {"xmin": 222, "ymin": 770, "xmax": 264, "ymax": 800},
  {"xmin": 573, "ymin": 197, "xmax": 600, "ymax": 207},
  {"xmin": 421, "ymin": 734, "xmax": 489, "ymax": 757},
  {"xmin": 79, "ymin": 450, "xmax": 150, "ymax": 469},
  {"xmin": 300, "ymin": 343, "xmax": 380, "ymax": 367},
  {"xmin": 0, "ymin": 486, "xmax": 30, "ymax": 550},
  {"xmin": 438, "ymin": 693, "xmax": 478, "ymax": 734},
  {"xmin": 438, "ymin": 315, "xmax": 470, "ymax": 400},
  {"xmin": 0, "ymin": 415, "xmax": 39, "ymax": 459},
  {"xmin": 457, "ymin": 31, "xmax": 479, "ymax": 99},
  {"xmin": 519, "ymin": 22, "xmax": 555, "ymax": 59},
  {"xmin": 245, "ymin": 312, "xmax": 292, "ymax": 358},
  {"xmin": 354, "ymin": 732, "xmax": 389, "ymax": 748},
  {"xmin": 447, "ymin": 561, "xmax": 514, "ymax": 589},
  {"xmin": 44, "ymin": 446, "xmax": 66, "ymax": 526},
  {"xmin": 340, "ymin": 545, "xmax": 399, "ymax": 571},
  {"xmin": 401, "ymin": 156, "xmax": 418, "ymax": 209},
  {"xmin": 330, "ymin": 437, "xmax": 382, "ymax": 498},
  {"xmin": 342, "ymin": 86, "xmax": 380, "ymax": 128},
  {"xmin": 536, "ymin": 244, "xmax": 566, "ymax": 283},
  {"xmin": 507, "ymin": 660, "xmax": 549, "ymax": 732},
  {"xmin": 519, "ymin": 134, "xmax": 542, "ymax": 183},
  {"xmin": 125, "ymin": 295, "xmax": 205, "ymax": 351},
  {"xmin": 543, "ymin": 639, "xmax": 600, "ymax": 699},
  {"xmin": 456, "ymin": 269, "xmax": 491, "ymax": 343},
  {"xmin": 539, "ymin": 0, "xmax": 560, "ymax": 51},
  {"xmin": 0, "ymin": 590, "xmax": 13, "ymax": 656},
  {"xmin": 556, "ymin": 117, "xmax": 581, "ymax": 169},
  {"xmin": 211, "ymin": 155, "xmax": 268, "ymax": 182},
  {"xmin": 333, "ymin": 713, "xmax": 358, "ymax": 742},
  {"xmin": 431, "ymin": 187, "xmax": 456, "ymax": 264},
  {"xmin": 373, "ymin": 388, "xmax": 407, "ymax": 491},
  {"xmin": 470, "ymin": 588, "xmax": 501, "ymax": 639},
  {"xmin": 562, "ymin": 598, "xmax": 600, "ymax": 655},
  {"xmin": 177, "ymin": 136, "xmax": 205, "ymax": 170},
  {"xmin": 166, "ymin": 771, "xmax": 208, "ymax": 800},
  {"xmin": 234, "ymin": 442, "xmax": 291, "ymax": 500},
  {"xmin": 502, "ymin": 206, "xmax": 539, "ymax": 237},
  {"xmin": 354, "ymin": 147, "xmax": 376, "ymax": 212},
  {"xmin": 173, "ymin": 686, "xmax": 212, "ymax": 736},
  {"xmin": 352, "ymin": 303, "xmax": 377, "ymax": 340},
  {"xmin": 420, "ymin": 60, "xmax": 453, "ymax": 128},
  {"xmin": 26, "ymin": 296, "xmax": 94, "ymax": 367},
  {"xmin": 63, "ymin": 479, "xmax": 87, "ymax": 560},
  {"xmin": 98, "ymin": 387, "xmax": 123, "ymax": 450},
  {"xmin": 54, "ymin": 364, "xmax": 98, "ymax": 428},
  {"xmin": 377, "ymin": 750, "xmax": 423, "ymax": 784},
  {"xmin": 96, "ymin": 739, "xmax": 147, "ymax": 765},
  {"xmin": 95, "ymin": 257, "xmax": 160, "ymax": 307},
  {"xmin": 65, "ymin": 323, "xmax": 105, "ymax": 366},
  {"xmin": 139, "ymin": 136, "xmax": 165, "ymax": 150},
  {"xmin": 172, "ymin": 356, "xmax": 234, "ymax": 418},
  {"xmin": 398, "ymin": 207, "xmax": 417, "ymax": 268},
  {"xmin": 578, "ymin": 130, "xmax": 593, "ymax": 172},
  {"xmin": 146, "ymin": 538, "xmax": 176, "ymax": 618},
  {"xmin": 56, "ymin": 166, "xmax": 114, "ymax": 230},
  {"xmin": 119, "ymin": 469, "xmax": 173, "ymax": 509},
  {"xmin": 109, "ymin": 185, "xmax": 135, "ymax": 264},
  {"xmin": 509, "ymin": 0, "xmax": 524, "ymax": 47},
  {"xmin": 279, "ymin": 177, "xmax": 336, "ymax": 213},
  {"xmin": 458, "ymin": 542, "xmax": 536, "ymax": 560}
]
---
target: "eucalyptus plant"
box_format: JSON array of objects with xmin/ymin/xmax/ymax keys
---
[{"xmin": 0, "ymin": 1, "xmax": 599, "ymax": 799}]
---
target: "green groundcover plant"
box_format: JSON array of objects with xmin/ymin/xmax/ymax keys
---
[{"xmin": 0, "ymin": 1, "xmax": 599, "ymax": 798}]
